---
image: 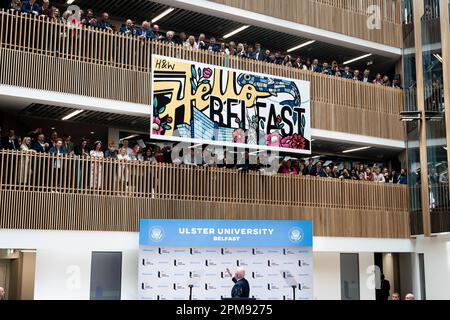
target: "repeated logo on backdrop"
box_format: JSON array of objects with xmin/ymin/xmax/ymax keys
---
[{"xmin": 138, "ymin": 219, "xmax": 313, "ymax": 300}]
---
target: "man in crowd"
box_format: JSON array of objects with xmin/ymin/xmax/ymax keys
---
[
  {"xmin": 164, "ymin": 31, "xmax": 176, "ymax": 44},
  {"xmin": 119, "ymin": 19, "xmax": 136, "ymax": 36},
  {"xmin": 362, "ymin": 69, "xmax": 371, "ymax": 83},
  {"xmin": 97, "ymin": 12, "xmax": 113, "ymax": 31},
  {"xmin": 311, "ymin": 59, "xmax": 322, "ymax": 73},
  {"xmin": 21, "ymin": 0, "xmax": 41, "ymax": 16},
  {"xmin": 1, "ymin": 129, "xmax": 19, "ymax": 150},
  {"xmin": 253, "ymin": 43, "xmax": 265, "ymax": 61},
  {"xmin": 207, "ymin": 37, "xmax": 219, "ymax": 52},
  {"xmin": 137, "ymin": 21, "xmax": 153, "ymax": 40},
  {"xmin": 391, "ymin": 292, "xmax": 401, "ymax": 300},
  {"xmin": 178, "ymin": 31, "xmax": 187, "ymax": 45},
  {"xmin": 196, "ymin": 33, "xmax": 208, "ymax": 50},
  {"xmin": 152, "ymin": 24, "xmax": 164, "ymax": 40},
  {"xmin": 81, "ymin": 9, "xmax": 96, "ymax": 28},
  {"xmin": 405, "ymin": 293, "xmax": 415, "ymax": 300},
  {"xmin": 341, "ymin": 66, "xmax": 353, "ymax": 79},
  {"xmin": 353, "ymin": 69, "xmax": 361, "ymax": 81},
  {"xmin": 31, "ymin": 133, "xmax": 50, "ymax": 153}
]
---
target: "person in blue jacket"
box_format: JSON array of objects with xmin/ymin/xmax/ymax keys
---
[{"xmin": 21, "ymin": 0, "xmax": 41, "ymax": 16}]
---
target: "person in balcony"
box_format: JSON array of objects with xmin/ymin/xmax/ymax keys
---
[
  {"xmin": 196, "ymin": 33, "xmax": 208, "ymax": 50},
  {"xmin": 89, "ymin": 141, "xmax": 104, "ymax": 189},
  {"xmin": 234, "ymin": 43, "xmax": 247, "ymax": 58},
  {"xmin": 283, "ymin": 55, "xmax": 292, "ymax": 67},
  {"xmin": 39, "ymin": 0, "xmax": 52, "ymax": 18},
  {"xmin": 117, "ymin": 147, "xmax": 130, "ymax": 194},
  {"xmin": 341, "ymin": 66, "xmax": 353, "ymax": 79},
  {"xmin": 144, "ymin": 147, "xmax": 157, "ymax": 164},
  {"xmin": 207, "ymin": 37, "xmax": 219, "ymax": 52},
  {"xmin": 321, "ymin": 62, "xmax": 332, "ymax": 75},
  {"xmin": 129, "ymin": 144, "xmax": 143, "ymax": 161},
  {"xmin": 177, "ymin": 31, "xmax": 187, "ymax": 46},
  {"xmin": 81, "ymin": 8, "xmax": 96, "ymax": 28},
  {"xmin": 352, "ymin": 69, "xmax": 361, "ymax": 81},
  {"xmin": 137, "ymin": 21, "xmax": 153, "ymax": 40},
  {"xmin": 47, "ymin": 130, "xmax": 58, "ymax": 149},
  {"xmin": 151, "ymin": 24, "xmax": 164, "ymax": 41},
  {"xmin": 364, "ymin": 167, "xmax": 374, "ymax": 182},
  {"xmin": 49, "ymin": 138, "xmax": 67, "ymax": 190},
  {"xmin": 21, "ymin": 0, "xmax": 40, "ymax": 16},
  {"xmin": 310, "ymin": 59, "xmax": 322, "ymax": 73},
  {"xmin": 398, "ymin": 168, "xmax": 407, "ymax": 184},
  {"xmin": 96, "ymin": 12, "xmax": 112, "ymax": 31},
  {"xmin": 373, "ymin": 73, "xmax": 383, "ymax": 85},
  {"xmin": 31, "ymin": 133, "xmax": 49, "ymax": 153},
  {"xmin": 185, "ymin": 35, "xmax": 197, "ymax": 49},
  {"xmin": 8, "ymin": 0, "xmax": 21, "ymax": 11},
  {"xmin": 1, "ymin": 129, "xmax": 19, "ymax": 150},
  {"xmin": 362, "ymin": 69, "xmax": 371, "ymax": 83},
  {"xmin": 382, "ymin": 75, "xmax": 391, "ymax": 86},
  {"xmin": 104, "ymin": 141, "xmax": 118, "ymax": 160},
  {"xmin": 164, "ymin": 31, "xmax": 176, "ymax": 44},
  {"xmin": 119, "ymin": 19, "xmax": 137, "ymax": 36},
  {"xmin": 19, "ymin": 136, "xmax": 36, "ymax": 185},
  {"xmin": 252, "ymin": 43, "xmax": 265, "ymax": 61},
  {"xmin": 62, "ymin": 133, "xmax": 73, "ymax": 154}
]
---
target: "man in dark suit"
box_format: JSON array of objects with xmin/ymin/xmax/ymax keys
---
[
  {"xmin": 226, "ymin": 267, "xmax": 250, "ymax": 298},
  {"xmin": 137, "ymin": 21, "xmax": 154, "ymax": 40},
  {"xmin": 31, "ymin": 133, "xmax": 50, "ymax": 153},
  {"xmin": 341, "ymin": 66, "xmax": 353, "ymax": 79},
  {"xmin": 311, "ymin": 59, "xmax": 322, "ymax": 73},
  {"xmin": 253, "ymin": 43, "xmax": 265, "ymax": 61},
  {"xmin": 362, "ymin": 69, "xmax": 371, "ymax": 83},
  {"xmin": 1, "ymin": 129, "xmax": 19, "ymax": 150}
]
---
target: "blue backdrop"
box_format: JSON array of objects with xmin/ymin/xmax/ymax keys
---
[{"xmin": 139, "ymin": 219, "xmax": 313, "ymax": 247}]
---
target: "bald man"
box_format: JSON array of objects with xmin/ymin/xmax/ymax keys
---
[
  {"xmin": 226, "ymin": 267, "xmax": 250, "ymax": 298},
  {"xmin": 405, "ymin": 293, "xmax": 415, "ymax": 300},
  {"xmin": 0, "ymin": 287, "xmax": 5, "ymax": 300}
]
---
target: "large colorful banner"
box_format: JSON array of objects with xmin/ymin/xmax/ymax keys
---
[
  {"xmin": 151, "ymin": 55, "xmax": 311, "ymax": 154},
  {"xmin": 138, "ymin": 219, "xmax": 313, "ymax": 300}
]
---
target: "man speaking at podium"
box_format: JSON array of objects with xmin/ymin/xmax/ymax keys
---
[{"xmin": 226, "ymin": 267, "xmax": 250, "ymax": 298}]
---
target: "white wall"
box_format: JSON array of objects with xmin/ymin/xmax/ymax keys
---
[
  {"xmin": 358, "ymin": 253, "xmax": 376, "ymax": 300},
  {"xmin": 0, "ymin": 230, "xmax": 422, "ymax": 300},
  {"xmin": 313, "ymin": 252, "xmax": 340, "ymax": 300},
  {"xmin": 415, "ymin": 234, "xmax": 450, "ymax": 300}
]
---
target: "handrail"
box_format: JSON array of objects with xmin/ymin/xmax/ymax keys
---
[
  {"xmin": 0, "ymin": 9, "xmax": 403, "ymax": 113},
  {"xmin": 0, "ymin": 150, "xmax": 408, "ymax": 211}
]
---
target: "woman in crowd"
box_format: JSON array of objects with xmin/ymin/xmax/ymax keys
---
[
  {"xmin": 89, "ymin": 140, "xmax": 104, "ymax": 189},
  {"xmin": 382, "ymin": 75, "xmax": 391, "ymax": 87},
  {"xmin": 364, "ymin": 167, "xmax": 374, "ymax": 181},
  {"xmin": 185, "ymin": 35, "xmax": 196, "ymax": 49},
  {"xmin": 116, "ymin": 147, "xmax": 130, "ymax": 194},
  {"xmin": 144, "ymin": 147, "xmax": 157, "ymax": 164},
  {"xmin": 283, "ymin": 55, "xmax": 292, "ymax": 67},
  {"xmin": 373, "ymin": 73, "xmax": 383, "ymax": 85},
  {"xmin": 19, "ymin": 136, "xmax": 36, "ymax": 184}
]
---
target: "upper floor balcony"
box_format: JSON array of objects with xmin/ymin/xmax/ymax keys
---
[
  {"xmin": 0, "ymin": 10, "xmax": 405, "ymax": 143},
  {"xmin": 0, "ymin": 149, "xmax": 409, "ymax": 238}
]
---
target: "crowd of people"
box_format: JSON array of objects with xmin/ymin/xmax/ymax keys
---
[
  {"xmin": 0, "ymin": 127, "xmax": 407, "ymax": 186},
  {"xmin": 0, "ymin": 0, "xmax": 400, "ymax": 87}
]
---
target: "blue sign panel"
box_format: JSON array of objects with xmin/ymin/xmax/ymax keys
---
[{"xmin": 139, "ymin": 219, "xmax": 313, "ymax": 247}]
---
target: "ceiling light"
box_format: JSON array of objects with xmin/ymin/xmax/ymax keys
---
[
  {"xmin": 343, "ymin": 53, "xmax": 373, "ymax": 65},
  {"xmin": 342, "ymin": 146, "xmax": 372, "ymax": 154},
  {"xmin": 286, "ymin": 40, "xmax": 316, "ymax": 53},
  {"xmin": 121, "ymin": 134, "xmax": 139, "ymax": 140},
  {"xmin": 62, "ymin": 109, "xmax": 84, "ymax": 120},
  {"xmin": 444, "ymin": 146, "xmax": 448, "ymax": 151},
  {"xmin": 152, "ymin": 8, "xmax": 175, "ymax": 23},
  {"xmin": 311, "ymin": 155, "xmax": 323, "ymax": 159},
  {"xmin": 223, "ymin": 25, "xmax": 250, "ymax": 39},
  {"xmin": 66, "ymin": 0, "xmax": 75, "ymax": 4}
]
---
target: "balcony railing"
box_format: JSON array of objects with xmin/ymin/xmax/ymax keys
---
[
  {"xmin": 207, "ymin": 0, "xmax": 403, "ymax": 47},
  {"xmin": 0, "ymin": 150, "xmax": 408, "ymax": 210},
  {"xmin": 0, "ymin": 10, "xmax": 404, "ymax": 140}
]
